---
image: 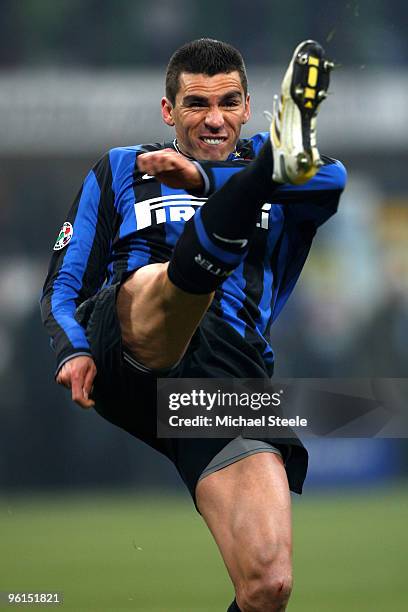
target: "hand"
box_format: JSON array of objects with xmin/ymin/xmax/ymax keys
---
[
  {"xmin": 137, "ymin": 149, "xmax": 204, "ymax": 191},
  {"xmin": 56, "ymin": 355, "xmax": 97, "ymax": 409}
]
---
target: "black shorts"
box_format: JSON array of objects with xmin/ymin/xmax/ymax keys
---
[{"xmin": 75, "ymin": 283, "xmax": 308, "ymax": 503}]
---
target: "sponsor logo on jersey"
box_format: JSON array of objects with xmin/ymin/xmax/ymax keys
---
[
  {"xmin": 141, "ymin": 173, "xmax": 155, "ymax": 180},
  {"xmin": 134, "ymin": 195, "xmax": 207, "ymax": 230},
  {"xmin": 53, "ymin": 221, "xmax": 73, "ymax": 251},
  {"xmin": 134, "ymin": 195, "xmax": 272, "ymax": 231}
]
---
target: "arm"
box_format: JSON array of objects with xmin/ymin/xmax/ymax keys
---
[
  {"xmin": 56, "ymin": 355, "xmax": 97, "ymax": 409},
  {"xmin": 136, "ymin": 148, "xmax": 205, "ymax": 191},
  {"xmin": 136, "ymin": 137, "xmax": 346, "ymax": 226},
  {"xmin": 193, "ymin": 155, "xmax": 347, "ymax": 229},
  {"xmin": 273, "ymin": 157, "xmax": 347, "ymax": 228},
  {"xmin": 40, "ymin": 153, "xmax": 117, "ymax": 407}
]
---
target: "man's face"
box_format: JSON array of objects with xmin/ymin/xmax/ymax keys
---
[{"xmin": 161, "ymin": 71, "xmax": 250, "ymax": 161}]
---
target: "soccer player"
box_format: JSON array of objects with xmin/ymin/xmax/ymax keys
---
[{"xmin": 41, "ymin": 39, "xmax": 346, "ymax": 611}]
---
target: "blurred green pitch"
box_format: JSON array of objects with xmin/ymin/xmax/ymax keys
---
[{"xmin": 0, "ymin": 486, "xmax": 407, "ymax": 612}]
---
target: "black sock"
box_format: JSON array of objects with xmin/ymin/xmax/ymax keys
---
[
  {"xmin": 167, "ymin": 140, "xmax": 277, "ymax": 294},
  {"xmin": 227, "ymin": 599, "xmax": 241, "ymax": 612}
]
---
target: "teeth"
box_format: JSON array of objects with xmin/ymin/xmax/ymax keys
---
[{"xmin": 202, "ymin": 138, "xmax": 224, "ymax": 145}]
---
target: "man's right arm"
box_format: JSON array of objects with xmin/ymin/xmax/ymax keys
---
[{"xmin": 40, "ymin": 153, "xmax": 117, "ymax": 405}]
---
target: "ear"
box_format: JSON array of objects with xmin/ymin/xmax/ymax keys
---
[
  {"xmin": 161, "ymin": 97, "xmax": 175, "ymax": 126},
  {"xmin": 242, "ymin": 93, "xmax": 251, "ymax": 124}
]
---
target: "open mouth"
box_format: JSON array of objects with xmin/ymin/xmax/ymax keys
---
[{"xmin": 200, "ymin": 137, "xmax": 228, "ymax": 146}]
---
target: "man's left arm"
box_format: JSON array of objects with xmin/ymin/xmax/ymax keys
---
[
  {"xmin": 136, "ymin": 147, "xmax": 347, "ymax": 228},
  {"xmin": 272, "ymin": 157, "xmax": 347, "ymax": 228}
]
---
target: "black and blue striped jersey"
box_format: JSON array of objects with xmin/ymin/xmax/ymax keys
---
[{"xmin": 41, "ymin": 131, "xmax": 347, "ymax": 372}]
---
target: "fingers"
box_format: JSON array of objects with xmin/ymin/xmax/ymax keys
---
[
  {"xmin": 56, "ymin": 356, "xmax": 97, "ymax": 410},
  {"xmin": 83, "ymin": 364, "xmax": 96, "ymax": 406},
  {"xmin": 56, "ymin": 367, "xmax": 71, "ymax": 389},
  {"xmin": 71, "ymin": 373, "xmax": 95, "ymax": 409}
]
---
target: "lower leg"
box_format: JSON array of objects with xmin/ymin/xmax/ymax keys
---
[
  {"xmin": 168, "ymin": 141, "xmax": 276, "ymax": 294},
  {"xmin": 200, "ymin": 138, "xmax": 275, "ymax": 226}
]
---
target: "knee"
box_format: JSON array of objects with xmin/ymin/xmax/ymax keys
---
[{"xmin": 237, "ymin": 561, "xmax": 293, "ymax": 612}]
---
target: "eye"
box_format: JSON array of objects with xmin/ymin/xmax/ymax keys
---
[
  {"xmin": 186, "ymin": 100, "xmax": 207, "ymax": 109},
  {"xmin": 222, "ymin": 99, "xmax": 240, "ymax": 108}
]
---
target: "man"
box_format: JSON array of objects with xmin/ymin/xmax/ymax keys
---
[{"xmin": 41, "ymin": 38, "xmax": 346, "ymax": 611}]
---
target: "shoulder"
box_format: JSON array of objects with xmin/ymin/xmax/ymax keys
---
[
  {"xmin": 108, "ymin": 142, "xmax": 163, "ymax": 171},
  {"xmin": 238, "ymin": 131, "xmax": 347, "ymax": 191},
  {"xmin": 98, "ymin": 143, "xmax": 163, "ymax": 189},
  {"xmin": 236, "ymin": 132, "xmax": 269, "ymax": 159},
  {"xmin": 319, "ymin": 156, "xmax": 348, "ymax": 190}
]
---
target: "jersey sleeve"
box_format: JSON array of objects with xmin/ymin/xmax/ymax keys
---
[
  {"xmin": 192, "ymin": 159, "xmax": 249, "ymax": 196},
  {"xmin": 193, "ymin": 140, "xmax": 347, "ymax": 229},
  {"xmin": 40, "ymin": 153, "xmax": 117, "ymax": 373},
  {"xmin": 273, "ymin": 157, "xmax": 347, "ymax": 228},
  {"xmin": 190, "ymin": 131, "xmax": 265, "ymax": 195}
]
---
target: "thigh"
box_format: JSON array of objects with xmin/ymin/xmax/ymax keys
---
[
  {"xmin": 116, "ymin": 262, "xmax": 214, "ymax": 369},
  {"xmin": 196, "ymin": 452, "xmax": 292, "ymax": 587}
]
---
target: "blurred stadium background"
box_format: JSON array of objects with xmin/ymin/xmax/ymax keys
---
[{"xmin": 0, "ymin": 1, "xmax": 407, "ymax": 610}]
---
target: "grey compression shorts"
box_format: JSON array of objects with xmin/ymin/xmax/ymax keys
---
[{"xmin": 199, "ymin": 436, "xmax": 283, "ymax": 482}]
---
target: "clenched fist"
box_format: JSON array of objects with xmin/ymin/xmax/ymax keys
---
[{"xmin": 137, "ymin": 149, "xmax": 204, "ymax": 191}]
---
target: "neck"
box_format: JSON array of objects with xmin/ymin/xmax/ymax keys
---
[{"xmin": 173, "ymin": 139, "xmax": 195, "ymax": 160}]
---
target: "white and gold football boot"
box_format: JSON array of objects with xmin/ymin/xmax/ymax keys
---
[{"xmin": 270, "ymin": 40, "xmax": 334, "ymax": 184}]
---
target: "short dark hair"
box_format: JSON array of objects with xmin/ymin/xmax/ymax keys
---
[{"xmin": 165, "ymin": 38, "xmax": 248, "ymax": 105}]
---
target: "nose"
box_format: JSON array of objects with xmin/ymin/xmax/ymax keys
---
[{"xmin": 204, "ymin": 106, "xmax": 224, "ymax": 130}]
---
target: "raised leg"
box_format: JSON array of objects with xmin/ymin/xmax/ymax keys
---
[
  {"xmin": 117, "ymin": 145, "xmax": 274, "ymax": 369},
  {"xmin": 117, "ymin": 262, "xmax": 214, "ymax": 370}
]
